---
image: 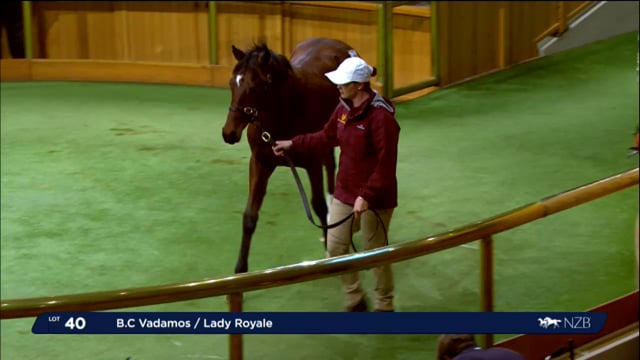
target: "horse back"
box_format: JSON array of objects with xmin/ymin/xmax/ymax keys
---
[
  {"xmin": 289, "ymin": 38, "xmax": 356, "ymax": 134},
  {"xmin": 290, "ymin": 38, "xmax": 355, "ymax": 73}
]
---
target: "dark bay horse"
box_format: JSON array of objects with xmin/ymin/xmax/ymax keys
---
[{"xmin": 222, "ymin": 38, "xmax": 357, "ymax": 273}]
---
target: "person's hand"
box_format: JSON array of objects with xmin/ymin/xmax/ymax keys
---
[
  {"xmin": 353, "ymin": 196, "xmax": 368, "ymax": 219},
  {"xmin": 272, "ymin": 140, "xmax": 292, "ymax": 156}
]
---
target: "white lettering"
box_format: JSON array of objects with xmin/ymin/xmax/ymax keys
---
[
  {"xmin": 202, "ymin": 318, "xmax": 231, "ymax": 330},
  {"xmin": 137, "ymin": 318, "xmax": 191, "ymax": 328},
  {"xmin": 234, "ymin": 318, "xmax": 273, "ymax": 329}
]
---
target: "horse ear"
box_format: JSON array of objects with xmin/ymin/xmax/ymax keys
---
[
  {"xmin": 232, "ymin": 45, "xmax": 245, "ymax": 62},
  {"xmin": 258, "ymin": 50, "xmax": 271, "ymax": 65}
]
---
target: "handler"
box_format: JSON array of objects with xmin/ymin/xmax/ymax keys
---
[{"xmin": 272, "ymin": 56, "xmax": 400, "ymax": 312}]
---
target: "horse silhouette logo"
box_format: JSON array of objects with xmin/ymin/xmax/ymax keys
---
[{"xmin": 538, "ymin": 317, "xmax": 562, "ymax": 329}]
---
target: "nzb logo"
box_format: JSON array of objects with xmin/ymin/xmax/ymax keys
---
[
  {"xmin": 538, "ymin": 317, "xmax": 561, "ymax": 329},
  {"xmin": 538, "ymin": 316, "xmax": 592, "ymax": 329}
]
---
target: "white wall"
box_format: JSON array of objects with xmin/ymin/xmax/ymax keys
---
[{"xmin": 538, "ymin": 1, "xmax": 639, "ymax": 56}]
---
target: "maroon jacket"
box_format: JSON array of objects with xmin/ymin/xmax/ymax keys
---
[{"xmin": 291, "ymin": 89, "xmax": 400, "ymax": 209}]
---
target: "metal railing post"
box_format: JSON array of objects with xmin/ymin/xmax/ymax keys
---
[
  {"xmin": 228, "ymin": 292, "xmax": 243, "ymax": 360},
  {"xmin": 558, "ymin": 1, "xmax": 567, "ymax": 35},
  {"xmin": 430, "ymin": 1, "xmax": 439, "ymax": 84},
  {"xmin": 208, "ymin": 1, "xmax": 217, "ymax": 65},
  {"xmin": 480, "ymin": 236, "xmax": 494, "ymax": 348},
  {"xmin": 377, "ymin": 2, "xmax": 393, "ymax": 99},
  {"xmin": 22, "ymin": 1, "xmax": 33, "ymax": 59}
]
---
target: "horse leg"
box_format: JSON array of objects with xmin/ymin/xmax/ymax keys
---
[
  {"xmin": 306, "ymin": 164, "xmax": 329, "ymax": 243},
  {"xmin": 323, "ymin": 146, "xmax": 336, "ymax": 223},
  {"xmin": 235, "ymin": 156, "xmax": 275, "ymax": 274},
  {"xmin": 324, "ymin": 147, "xmax": 336, "ymax": 195}
]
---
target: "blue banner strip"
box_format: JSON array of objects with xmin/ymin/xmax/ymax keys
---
[{"xmin": 32, "ymin": 312, "xmax": 607, "ymax": 335}]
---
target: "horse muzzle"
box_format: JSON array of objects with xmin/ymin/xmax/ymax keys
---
[{"xmin": 222, "ymin": 127, "xmax": 241, "ymax": 144}]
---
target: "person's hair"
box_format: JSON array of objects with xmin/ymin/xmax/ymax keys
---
[
  {"xmin": 363, "ymin": 66, "xmax": 377, "ymax": 89},
  {"xmin": 437, "ymin": 334, "xmax": 477, "ymax": 360}
]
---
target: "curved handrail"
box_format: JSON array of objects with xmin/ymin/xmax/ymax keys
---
[{"xmin": 1, "ymin": 168, "xmax": 637, "ymax": 319}]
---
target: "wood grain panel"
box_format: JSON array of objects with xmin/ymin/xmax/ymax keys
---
[
  {"xmin": 393, "ymin": 11, "xmax": 432, "ymax": 88},
  {"xmin": 120, "ymin": 2, "xmax": 209, "ymax": 64},
  {"xmin": 33, "ymin": 2, "xmax": 117, "ymax": 60},
  {"xmin": 508, "ymin": 1, "xmax": 554, "ymax": 64},
  {"xmin": 32, "ymin": 1, "xmax": 209, "ymax": 63},
  {"xmin": 28, "ymin": 59, "xmax": 231, "ymax": 87},
  {"xmin": 215, "ymin": 2, "xmax": 284, "ymax": 66},
  {"xmin": 1, "ymin": 27, "xmax": 10, "ymax": 58},
  {"xmin": 474, "ymin": 3, "xmax": 500, "ymax": 76},
  {"xmin": 29, "ymin": 3, "xmax": 42, "ymax": 59},
  {"xmin": 436, "ymin": 1, "xmax": 451, "ymax": 86},
  {"xmin": 0, "ymin": 59, "xmax": 31, "ymax": 80},
  {"xmin": 287, "ymin": 3, "xmax": 377, "ymax": 62},
  {"xmin": 443, "ymin": 1, "xmax": 477, "ymax": 83},
  {"xmin": 436, "ymin": 1, "xmax": 566, "ymax": 86}
]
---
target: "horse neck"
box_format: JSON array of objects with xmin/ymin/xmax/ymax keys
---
[{"xmin": 264, "ymin": 75, "xmax": 304, "ymax": 138}]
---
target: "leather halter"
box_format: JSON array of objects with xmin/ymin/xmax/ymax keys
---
[{"xmin": 228, "ymin": 106, "xmax": 272, "ymax": 143}]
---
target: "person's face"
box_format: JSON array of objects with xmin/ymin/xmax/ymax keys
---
[{"xmin": 337, "ymin": 82, "xmax": 361, "ymax": 100}]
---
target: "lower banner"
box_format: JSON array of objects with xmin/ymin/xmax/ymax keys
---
[{"xmin": 31, "ymin": 312, "xmax": 606, "ymax": 335}]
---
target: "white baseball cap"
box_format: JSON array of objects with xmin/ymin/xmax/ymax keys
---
[{"xmin": 325, "ymin": 57, "xmax": 374, "ymax": 85}]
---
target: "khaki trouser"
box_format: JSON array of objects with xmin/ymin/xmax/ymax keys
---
[{"xmin": 326, "ymin": 199, "xmax": 394, "ymax": 311}]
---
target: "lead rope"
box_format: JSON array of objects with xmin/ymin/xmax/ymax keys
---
[{"xmin": 255, "ymin": 122, "xmax": 388, "ymax": 252}]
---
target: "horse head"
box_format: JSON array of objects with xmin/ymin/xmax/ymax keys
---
[{"xmin": 222, "ymin": 42, "xmax": 294, "ymax": 145}]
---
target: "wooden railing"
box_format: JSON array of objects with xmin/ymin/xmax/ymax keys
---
[
  {"xmin": 2, "ymin": 167, "xmax": 638, "ymax": 359},
  {"xmin": 534, "ymin": 1, "xmax": 597, "ymax": 43}
]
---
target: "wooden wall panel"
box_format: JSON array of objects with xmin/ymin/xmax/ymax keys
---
[
  {"xmin": 438, "ymin": 1, "xmax": 478, "ymax": 84},
  {"xmin": 215, "ymin": 2, "xmax": 285, "ymax": 66},
  {"xmin": 33, "ymin": 2, "xmax": 117, "ymax": 60},
  {"xmin": 6, "ymin": 1, "xmax": 597, "ymax": 94},
  {"xmin": 1, "ymin": 27, "xmax": 10, "ymax": 58},
  {"xmin": 473, "ymin": 4, "xmax": 500, "ymax": 77},
  {"xmin": 0, "ymin": 59, "xmax": 31, "ymax": 80},
  {"xmin": 435, "ymin": 1, "xmax": 590, "ymax": 86},
  {"xmin": 508, "ymin": 1, "xmax": 556, "ymax": 64},
  {"xmin": 22, "ymin": 1, "xmax": 435, "ymax": 94},
  {"xmin": 0, "ymin": 58, "xmax": 232, "ymax": 87},
  {"xmin": 29, "ymin": 59, "xmax": 223, "ymax": 86},
  {"xmin": 214, "ymin": 2, "xmax": 432, "ymax": 93},
  {"xmin": 287, "ymin": 4, "xmax": 377, "ymax": 64},
  {"xmin": 32, "ymin": 1, "xmax": 209, "ymax": 64},
  {"xmin": 29, "ymin": 3, "xmax": 42, "ymax": 59},
  {"xmin": 393, "ymin": 7, "xmax": 432, "ymax": 89},
  {"xmin": 115, "ymin": 2, "xmax": 209, "ymax": 64}
]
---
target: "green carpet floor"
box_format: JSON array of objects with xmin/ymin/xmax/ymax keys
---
[{"xmin": 1, "ymin": 31, "xmax": 638, "ymax": 359}]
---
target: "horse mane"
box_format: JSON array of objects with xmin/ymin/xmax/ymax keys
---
[{"xmin": 233, "ymin": 41, "xmax": 294, "ymax": 82}]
